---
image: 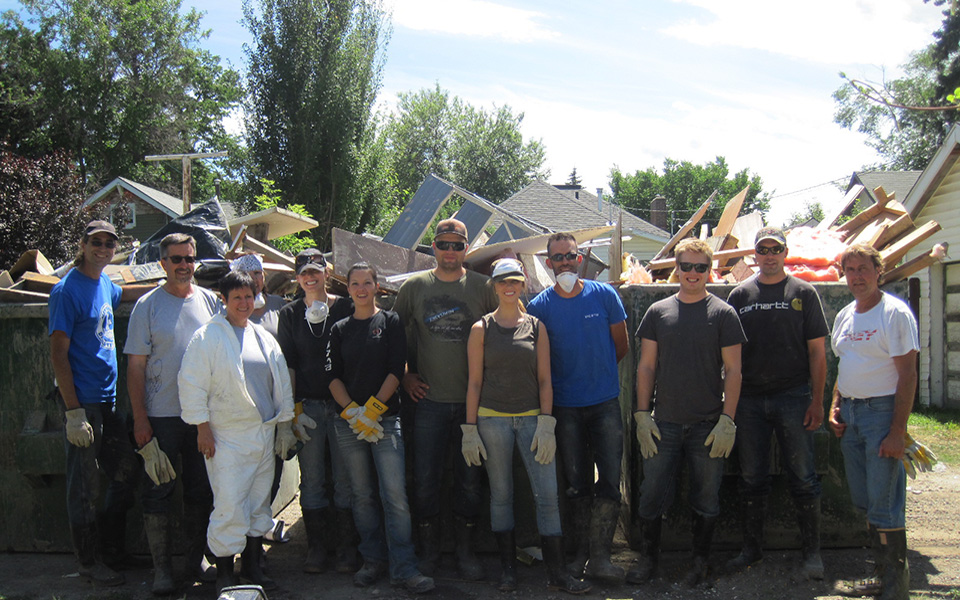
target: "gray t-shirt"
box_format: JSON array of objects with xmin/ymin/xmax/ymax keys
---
[
  {"xmin": 234, "ymin": 324, "xmax": 275, "ymax": 422},
  {"xmin": 124, "ymin": 285, "xmax": 221, "ymax": 417},
  {"xmin": 249, "ymin": 293, "xmax": 285, "ymax": 339},
  {"xmin": 636, "ymin": 293, "xmax": 746, "ymax": 425}
]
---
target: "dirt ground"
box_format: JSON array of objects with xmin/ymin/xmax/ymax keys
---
[{"xmin": 2, "ymin": 464, "xmax": 958, "ymax": 600}]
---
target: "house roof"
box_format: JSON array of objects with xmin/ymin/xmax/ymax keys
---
[
  {"xmin": 904, "ymin": 123, "xmax": 960, "ymax": 218},
  {"xmin": 83, "ymin": 177, "xmax": 183, "ymax": 218},
  {"xmin": 495, "ymin": 180, "xmax": 669, "ymax": 242},
  {"xmin": 849, "ymin": 171, "xmax": 922, "ymax": 205}
]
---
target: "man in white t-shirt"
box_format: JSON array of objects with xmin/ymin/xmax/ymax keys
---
[{"xmin": 829, "ymin": 243, "xmax": 919, "ymax": 600}]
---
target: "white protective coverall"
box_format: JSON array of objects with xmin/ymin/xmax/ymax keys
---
[{"xmin": 179, "ymin": 313, "xmax": 294, "ymax": 557}]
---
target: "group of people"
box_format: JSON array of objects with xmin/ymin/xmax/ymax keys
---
[{"xmin": 48, "ymin": 217, "xmax": 918, "ymax": 600}]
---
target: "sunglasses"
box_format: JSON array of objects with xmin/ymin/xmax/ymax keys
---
[
  {"xmin": 296, "ymin": 256, "xmax": 327, "ymax": 268},
  {"xmin": 755, "ymin": 245, "xmax": 785, "ymax": 255},
  {"xmin": 549, "ymin": 252, "xmax": 579, "ymax": 262},
  {"xmin": 88, "ymin": 238, "xmax": 117, "ymax": 249},
  {"xmin": 435, "ymin": 240, "xmax": 466, "ymax": 251},
  {"xmin": 678, "ymin": 262, "xmax": 710, "ymax": 273},
  {"xmin": 164, "ymin": 255, "xmax": 196, "ymax": 264}
]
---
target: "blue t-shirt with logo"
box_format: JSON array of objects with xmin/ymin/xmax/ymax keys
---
[
  {"xmin": 48, "ymin": 268, "xmax": 122, "ymax": 404},
  {"xmin": 527, "ymin": 279, "xmax": 627, "ymax": 407}
]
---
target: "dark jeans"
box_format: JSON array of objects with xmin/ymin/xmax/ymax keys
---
[
  {"xmin": 736, "ymin": 384, "xmax": 821, "ymax": 500},
  {"xmin": 141, "ymin": 416, "xmax": 212, "ymax": 514},
  {"xmin": 555, "ymin": 397, "xmax": 623, "ymax": 502},
  {"xmin": 412, "ymin": 399, "xmax": 482, "ymax": 520},
  {"xmin": 64, "ymin": 403, "xmax": 138, "ymax": 526}
]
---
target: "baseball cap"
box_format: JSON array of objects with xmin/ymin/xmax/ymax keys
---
[
  {"xmin": 491, "ymin": 258, "xmax": 525, "ymax": 282},
  {"xmin": 295, "ymin": 248, "xmax": 327, "ymax": 275},
  {"xmin": 435, "ymin": 219, "xmax": 468, "ymax": 240},
  {"xmin": 755, "ymin": 226, "xmax": 787, "ymax": 247},
  {"xmin": 84, "ymin": 219, "xmax": 118, "ymax": 240}
]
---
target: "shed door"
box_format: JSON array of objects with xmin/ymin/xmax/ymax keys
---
[{"xmin": 946, "ymin": 262, "xmax": 960, "ymax": 404}]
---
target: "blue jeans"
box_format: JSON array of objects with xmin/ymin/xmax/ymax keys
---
[
  {"xmin": 554, "ymin": 398, "xmax": 623, "ymax": 502},
  {"xmin": 412, "ymin": 399, "xmax": 482, "ymax": 519},
  {"xmin": 478, "ymin": 415, "xmax": 562, "ymax": 536},
  {"xmin": 736, "ymin": 384, "xmax": 821, "ymax": 500},
  {"xmin": 64, "ymin": 403, "xmax": 138, "ymax": 526},
  {"xmin": 298, "ymin": 399, "xmax": 352, "ymax": 510},
  {"xmin": 637, "ymin": 419, "xmax": 724, "ymax": 520},
  {"xmin": 839, "ymin": 395, "xmax": 906, "ymax": 529},
  {"xmin": 336, "ymin": 416, "xmax": 419, "ymax": 580},
  {"xmin": 142, "ymin": 416, "xmax": 212, "ymax": 514}
]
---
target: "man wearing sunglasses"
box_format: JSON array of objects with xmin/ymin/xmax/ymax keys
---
[
  {"xmin": 526, "ymin": 232, "xmax": 629, "ymax": 584},
  {"xmin": 631, "ymin": 237, "xmax": 745, "ymax": 586},
  {"xmin": 124, "ymin": 233, "xmax": 222, "ymax": 593},
  {"xmin": 394, "ymin": 218, "xmax": 497, "ymax": 580},
  {"xmin": 724, "ymin": 226, "xmax": 828, "ymax": 581}
]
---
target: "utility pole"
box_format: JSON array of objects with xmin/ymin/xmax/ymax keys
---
[{"xmin": 144, "ymin": 151, "xmax": 227, "ymax": 214}]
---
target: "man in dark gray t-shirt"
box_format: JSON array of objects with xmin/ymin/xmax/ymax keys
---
[{"xmin": 628, "ymin": 238, "xmax": 745, "ymax": 587}]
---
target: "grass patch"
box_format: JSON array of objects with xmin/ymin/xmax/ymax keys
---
[{"xmin": 909, "ymin": 406, "xmax": 960, "ymax": 466}]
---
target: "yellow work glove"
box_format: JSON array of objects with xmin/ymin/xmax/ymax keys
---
[
  {"xmin": 340, "ymin": 401, "xmax": 362, "ymax": 429},
  {"xmin": 64, "ymin": 407, "xmax": 95, "ymax": 448},
  {"xmin": 633, "ymin": 410, "xmax": 661, "ymax": 459},
  {"xmin": 903, "ymin": 432, "xmax": 938, "ymax": 478},
  {"xmin": 292, "ymin": 402, "xmax": 317, "ymax": 442},
  {"xmin": 530, "ymin": 415, "xmax": 557, "ymax": 465},
  {"xmin": 137, "ymin": 437, "xmax": 177, "ymax": 486},
  {"xmin": 704, "ymin": 414, "xmax": 737, "ymax": 459},
  {"xmin": 354, "ymin": 397, "xmax": 387, "ymax": 442}
]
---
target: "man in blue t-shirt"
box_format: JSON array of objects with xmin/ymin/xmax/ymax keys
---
[
  {"xmin": 48, "ymin": 220, "xmax": 141, "ymax": 586},
  {"xmin": 527, "ymin": 232, "xmax": 629, "ymax": 584}
]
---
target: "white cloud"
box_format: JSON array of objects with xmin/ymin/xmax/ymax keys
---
[
  {"xmin": 386, "ymin": 0, "xmax": 559, "ymax": 42},
  {"xmin": 663, "ymin": 0, "xmax": 942, "ymax": 66}
]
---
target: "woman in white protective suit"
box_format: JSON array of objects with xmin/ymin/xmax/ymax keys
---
[{"xmin": 179, "ymin": 270, "xmax": 297, "ymax": 593}]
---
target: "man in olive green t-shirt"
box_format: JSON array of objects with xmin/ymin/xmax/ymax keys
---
[{"xmin": 394, "ymin": 218, "xmax": 497, "ymax": 580}]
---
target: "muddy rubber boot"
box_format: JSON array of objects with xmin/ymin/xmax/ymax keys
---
[
  {"xmin": 302, "ymin": 508, "xmax": 330, "ymax": 574},
  {"xmin": 143, "ymin": 514, "xmax": 176, "ymax": 595},
  {"xmin": 626, "ymin": 516, "xmax": 661, "ymax": 584},
  {"xmin": 417, "ymin": 516, "xmax": 441, "ymax": 576},
  {"xmin": 214, "ymin": 555, "xmax": 238, "ymax": 594},
  {"xmin": 565, "ymin": 497, "xmax": 592, "ymax": 577},
  {"xmin": 182, "ymin": 503, "xmax": 216, "ymax": 583},
  {"xmin": 543, "ymin": 535, "xmax": 592, "ymax": 595},
  {"xmin": 878, "ymin": 529, "xmax": 909, "ymax": 600},
  {"xmin": 796, "ymin": 497, "xmax": 824, "ymax": 580},
  {"xmin": 495, "ymin": 530, "xmax": 517, "ymax": 592},
  {"xmin": 681, "ymin": 513, "xmax": 716, "ymax": 587},
  {"xmin": 835, "ymin": 523, "xmax": 882, "ymax": 597},
  {"xmin": 239, "ymin": 536, "xmax": 277, "ymax": 591},
  {"xmin": 583, "ymin": 497, "xmax": 625, "ymax": 584},
  {"xmin": 455, "ymin": 515, "xmax": 484, "ymax": 581},
  {"xmin": 726, "ymin": 496, "xmax": 766, "ymax": 573},
  {"xmin": 335, "ymin": 507, "xmax": 360, "ymax": 573},
  {"xmin": 99, "ymin": 510, "xmax": 151, "ymax": 570},
  {"xmin": 73, "ymin": 522, "xmax": 124, "ymax": 586}
]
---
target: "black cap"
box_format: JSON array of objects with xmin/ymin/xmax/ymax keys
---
[{"xmin": 295, "ymin": 248, "xmax": 327, "ymax": 275}]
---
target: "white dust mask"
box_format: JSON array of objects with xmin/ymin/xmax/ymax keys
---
[
  {"xmin": 305, "ymin": 300, "xmax": 329, "ymax": 324},
  {"xmin": 253, "ymin": 293, "xmax": 266, "ymax": 310},
  {"xmin": 556, "ymin": 271, "xmax": 579, "ymax": 293}
]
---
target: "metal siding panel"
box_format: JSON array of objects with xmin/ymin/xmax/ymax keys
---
[
  {"xmin": 382, "ymin": 176, "xmax": 454, "ymax": 249},
  {"xmin": 486, "ymin": 223, "xmax": 514, "ymax": 245},
  {"xmin": 453, "ymin": 202, "xmax": 492, "ymax": 244}
]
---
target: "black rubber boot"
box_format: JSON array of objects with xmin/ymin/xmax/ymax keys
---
[
  {"xmin": 496, "ymin": 530, "xmax": 517, "ymax": 592},
  {"xmin": 565, "ymin": 497, "xmax": 592, "ymax": 577},
  {"xmin": 584, "ymin": 497, "xmax": 625, "ymax": 583},
  {"xmin": 214, "ymin": 555, "xmax": 238, "ymax": 594},
  {"xmin": 626, "ymin": 516, "xmax": 661, "ymax": 584},
  {"xmin": 726, "ymin": 496, "xmax": 766, "ymax": 573},
  {"xmin": 182, "ymin": 503, "xmax": 216, "ymax": 583},
  {"xmin": 239, "ymin": 536, "xmax": 277, "ymax": 591},
  {"xmin": 335, "ymin": 507, "xmax": 360, "ymax": 574},
  {"xmin": 100, "ymin": 510, "xmax": 151, "ymax": 570},
  {"xmin": 878, "ymin": 529, "xmax": 909, "ymax": 600},
  {"xmin": 455, "ymin": 515, "xmax": 484, "ymax": 581},
  {"xmin": 681, "ymin": 513, "xmax": 717, "ymax": 587},
  {"xmin": 417, "ymin": 515, "xmax": 441, "ymax": 576},
  {"xmin": 72, "ymin": 522, "xmax": 124, "ymax": 586},
  {"xmin": 796, "ymin": 497, "xmax": 824, "ymax": 580},
  {"xmin": 143, "ymin": 513, "xmax": 176, "ymax": 595},
  {"xmin": 302, "ymin": 508, "xmax": 330, "ymax": 574},
  {"xmin": 543, "ymin": 535, "xmax": 592, "ymax": 595}
]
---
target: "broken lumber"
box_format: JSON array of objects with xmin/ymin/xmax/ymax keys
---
[
  {"xmin": 652, "ymin": 190, "xmax": 717, "ymax": 262},
  {"xmin": 880, "ymin": 221, "xmax": 942, "ymax": 271},
  {"xmin": 821, "ymin": 184, "xmax": 865, "ymax": 230},
  {"xmin": 648, "ymin": 247, "xmax": 754, "ymax": 271},
  {"xmin": 713, "ymin": 186, "xmax": 750, "ymax": 238},
  {"xmin": 882, "ymin": 243, "xmax": 949, "ymax": 284}
]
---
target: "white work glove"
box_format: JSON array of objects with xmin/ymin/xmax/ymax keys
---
[
  {"xmin": 341, "ymin": 401, "xmax": 383, "ymax": 443},
  {"xmin": 293, "ymin": 402, "xmax": 317, "ymax": 442},
  {"xmin": 275, "ymin": 421, "xmax": 298, "ymax": 458},
  {"xmin": 64, "ymin": 407, "xmax": 95, "ymax": 448},
  {"xmin": 460, "ymin": 424, "xmax": 487, "ymax": 467},
  {"xmin": 704, "ymin": 414, "xmax": 737, "ymax": 458},
  {"xmin": 903, "ymin": 432, "xmax": 938, "ymax": 479},
  {"xmin": 633, "ymin": 410, "xmax": 661, "ymax": 459},
  {"xmin": 136, "ymin": 437, "xmax": 177, "ymax": 486},
  {"xmin": 530, "ymin": 415, "xmax": 557, "ymax": 465}
]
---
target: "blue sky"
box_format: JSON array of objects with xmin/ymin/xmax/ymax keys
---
[{"xmin": 3, "ymin": 0, "xmax": 947, "ymax": 225}]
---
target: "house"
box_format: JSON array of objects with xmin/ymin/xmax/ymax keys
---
[
  {"xmin": 82, "ymin": 177, "xmax": 185, "ymax": 242},
  {"xmin": 848, "ymin": 170, "xmax": 922, "ymax": 208},
  {"xmin": 900, "ymin": 124, "xmax": 960, "ymax": 408}
]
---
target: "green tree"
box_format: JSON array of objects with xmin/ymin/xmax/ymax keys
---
[
  {"xmin": 566, "ymin": 167, "xmax": 582, "ymax": 186},
  {"xmin": 0, "ymin": 0, "xmax": 242, "ymax": 197},
  {"xmin": 786, "ymin": 201, "xmax": 826, "ymax": 228},
  {"xmin": 251, "ymin": 179, "xmax": 316, "ymax": 254},
  {"xmin": 609, "ymin": 157, "xmax": 770, "ymax": 232},
  {"xmin": 243, "ymin": 0, "xmax": 390, "ymax": 249}
]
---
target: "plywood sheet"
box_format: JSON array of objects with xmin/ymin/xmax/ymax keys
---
[
  {"xmin": 652, "ymin": 191, "xmax": 716, "ymax": 261},
  {"xmin": 332, "ymin": 228, "xmax": 436, "ymax": 292},
  {"xmin": 714, "ymin": 186, "xmax": 749, "ymax": 238},
  {"xmin": 227, "ymin": 206, "xmax": 318, "ymax": 241}
]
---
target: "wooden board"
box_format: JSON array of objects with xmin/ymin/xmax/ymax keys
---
[
  {"xmin": 867, "ymin": 213, "xmax": 914, "ymax": 250},
  {"xmin": 821, "ymin": 184, "xmax": 866, "ymax": 230},
  {"xmin": 652, "ymin": 191, "xmax": 717, "ymax": 262},
  {"xmin": 227, "ymin": 206, "xmax": 318, "ymax": 241},
  {"xmin": 731, "ymin": 212, "xmax": 764, "ymax": 249},
  {"xmin": 240, "ymin": 235, "xmax": 296, "ymax": 269},
  {"xmin": 9, "ymin": 249, "xmax": 55, "ymax": 280},
  {"xmin": 729, "ymin": 259, "xmax": 756, "ymax": 282},
  {"xmin": 883, "ymin": 247, "xmax": 942, "ymax": 284},
  {"xmin": 464, "ymin": 225, "xmax": 614, "ymax": 265},
  {"xmin": 0, "ymin": 286, "xmax": 49, "ymax": 303},
  {"xmin": 609, "ymin": 212, "xmax": 623, "ymax": 282},
  {"xmin": 0, "ymin": 270, "xmax": 14, "ymax": 288},
  {"xmin": 714, "ymin": 186, "xmax": 749, "ymax": 238},
  {"xmin": 18, "ymin": 272, "xmax": 60, "ymax": 294},
  {"xmin": 332, "ymin": 227, "xmax": 437, "ymax": 292},
  {"xmin": 648, "ymin": 247, "xmax": 754, "ymax": 271},
  {"xmin": 881, "ymin": 221, "xmax": 942, "ymax": 270}
]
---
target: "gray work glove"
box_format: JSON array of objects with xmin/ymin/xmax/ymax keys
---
[
  {"xmin": 64, "ymin": 407, "xmax": 95, "ymax": 448},
  {"xmin": 460, "ymin": 424, "xmax": 487, "ymax": 467},
  {"xmin": 275, "ymin": 421, "xmax": 298, "ymax": 458},
  {"xmin": 633, "ymin": 410, "xmax": 661, "ymax": 459},
  {"xmin": 704, "ymin": 414, "xmax": 737, "ymax": 458},
  {"xmin": 530, "ymin": 415, "xmax": 557, "ymax": 465},
  {"xmin": 136, "ymin": 437, "xmax": 177, "ymax": 486}
]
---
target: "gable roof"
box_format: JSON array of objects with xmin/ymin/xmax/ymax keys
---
[
  {"xmin": 496, "ymin": 180, "xmax": 669, "ymax": 242},
  {"xmin": 904, "ymin": 123, "xmax": 960, "ymax": 218},
  {"xmin": 83, "ymin": 177, "xmax": 183, "ymax": 218},
  {"xmin": 849, "ymin": 170, "xmax": 922, "ymax": 205}
]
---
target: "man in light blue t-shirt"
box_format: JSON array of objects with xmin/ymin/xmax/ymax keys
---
[{"xmin": 527, "ymin": 232, "xmax": 629, "ymax": 585}]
